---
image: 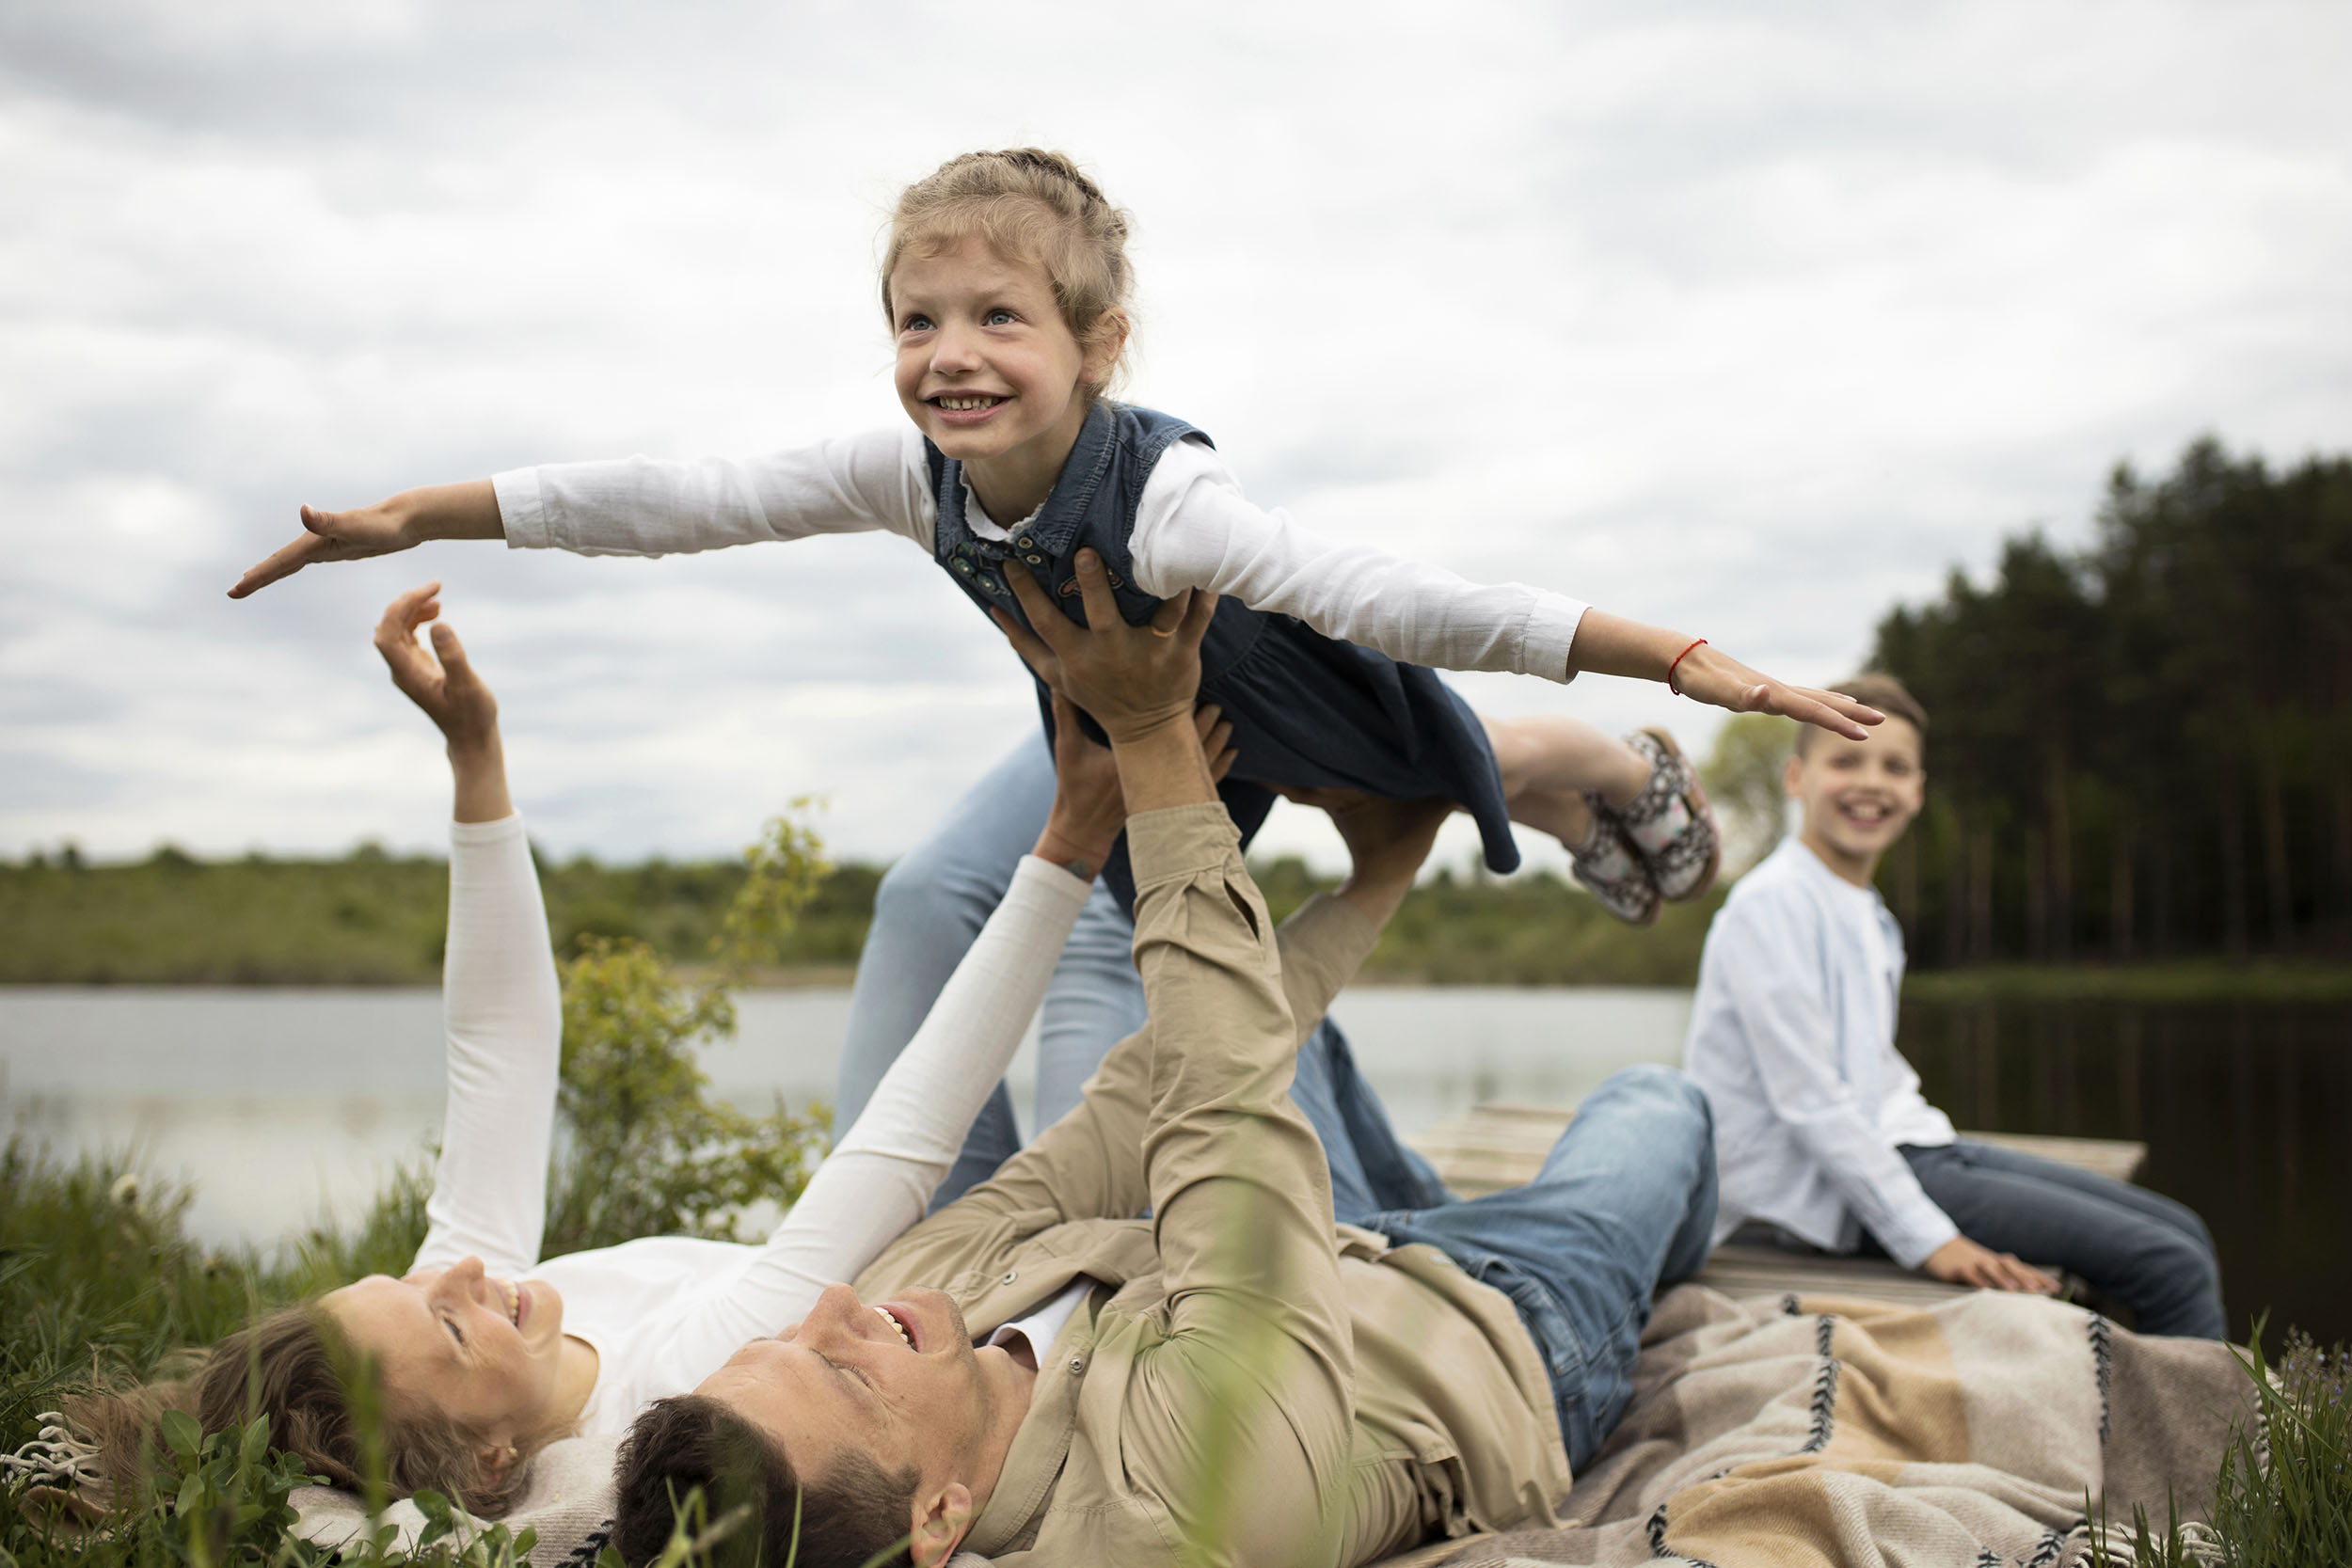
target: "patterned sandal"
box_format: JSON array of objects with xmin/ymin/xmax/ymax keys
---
[
  {"xmin": 1568, "ymin": 812, "xmax": 1661, "ymax": 927},
  {"xmin": 1609, "ymin": 729, "xmax": 1722, "ymax": 902}
]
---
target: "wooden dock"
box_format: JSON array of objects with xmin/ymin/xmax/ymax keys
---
[{"xmin": 1407, "ymin": 1101, "xmax": 2147, "ymax": 1308}]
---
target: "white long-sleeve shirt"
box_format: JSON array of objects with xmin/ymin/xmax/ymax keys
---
[
  {"xmin": 492, "ymin": 424, "xmax": 1589, "ymax": 681},
  {"xmin": 1679, "ymin": 837, "xmax": 1959, "ymax": 1268},
  {"xmin": 408, "ymin": 812, "xmax": 1091, "ymax": 1436}
]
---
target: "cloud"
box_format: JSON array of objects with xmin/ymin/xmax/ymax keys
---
[{"xmin": 4, "ymin": 0, "xmax": 2349, "ymax": 871}]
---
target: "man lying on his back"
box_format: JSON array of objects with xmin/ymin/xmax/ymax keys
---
[{"xmin": 610, "ymin": 561, "xmax": 1719, "ymax": 1568}]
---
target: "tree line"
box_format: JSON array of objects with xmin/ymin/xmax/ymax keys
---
[{"xmin": 1870, "ymin": 437, "xmax": 2352, "ymax": 967}]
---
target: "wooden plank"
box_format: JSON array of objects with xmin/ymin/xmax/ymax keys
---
[
  {"xmin": 1405, "ymin": 1101, "xmax": 2149, "ymax": 1307},
  {"xmin": 1964, "ymin": 1130, "xmax": 2145, "ymax": 1183}
]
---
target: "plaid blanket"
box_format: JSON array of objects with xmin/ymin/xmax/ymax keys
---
[
  {"xmin": 292, "ymin": 1284, "xmax": 2250, "ymax": 1567},
  {"xmin": 1390, "ymin": 1284, "xmax": 2252, "ymax": 1568}
]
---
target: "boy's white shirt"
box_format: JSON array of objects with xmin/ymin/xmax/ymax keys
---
[
  {"xmin": 1680, "ymin": 835, "xmax": 1960, "ymax": 1268},
  {"xmin": 492, "ymin": 425, "xmax": 1590, "ymax": 682},
  {"xmin": 408, "ymin": 812, "xmax": 1094, "ymax": 1438}
]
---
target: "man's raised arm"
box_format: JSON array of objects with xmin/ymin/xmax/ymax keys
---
[{"xmin": 987, "ymin": 553, "xmax": 1454, "ymax": 1562}]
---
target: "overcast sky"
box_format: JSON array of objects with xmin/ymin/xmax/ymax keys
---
[{"xmin": 5, "ymin": 0, "xmax": 2348, "ymax": 875}]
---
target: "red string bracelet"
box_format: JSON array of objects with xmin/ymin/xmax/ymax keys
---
[{"xmin": 1666, "ymin": 638, "xmax": 1708, "ymax": 696}]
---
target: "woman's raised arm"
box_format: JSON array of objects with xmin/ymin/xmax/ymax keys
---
[{"xmin": 373, "ymin": 584, "xmax": 563, "ymax": 1277}]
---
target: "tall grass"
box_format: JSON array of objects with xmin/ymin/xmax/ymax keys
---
[{"xmin": 2090, "ymin": 1317, "xmax": 2352, "ymax": 1566}]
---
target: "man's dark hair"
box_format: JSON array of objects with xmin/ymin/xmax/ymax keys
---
[
  {"xmin": 612, "ymin": 1395, "xmax": 919, "ymax": 1568},
  {"xmin": 1793, "ymin": 672, "xmax": 1929, "ymax": 758}
]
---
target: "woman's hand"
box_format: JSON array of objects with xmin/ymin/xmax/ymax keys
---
[
  {"xmin": 230, "ymin": 480, "xmax": 502, "ymax": 598},
  {"xmin": 374, "ymin": 582, "xmax": 512, "ymax": 823},
  {"xmin": 992, "ymin": 549, "xmax": 1216, "ymax": 745},
  {"xmin": 1031, "ymin": 693, "xmax": 1237, "ymax": 880}
]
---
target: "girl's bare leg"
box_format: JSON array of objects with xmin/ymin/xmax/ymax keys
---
[{"xmin": 1482, "ymin": 714, "xmax": 1653, "ymax": 847}]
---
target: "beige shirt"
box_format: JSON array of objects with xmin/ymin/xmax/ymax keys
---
[{"xmin": 854, "ymin": 805, "xmax": 1571, "ymax": 1568}]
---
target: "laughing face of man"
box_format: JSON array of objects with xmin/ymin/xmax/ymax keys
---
[{"xmin": 691, "ymin": 1282, "xmax": 1039, "ymax": 1557}]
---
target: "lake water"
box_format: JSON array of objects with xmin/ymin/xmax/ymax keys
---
[{"xmin": 3, "ymin": 986, "xmax": 2342, "ymax": 1345}]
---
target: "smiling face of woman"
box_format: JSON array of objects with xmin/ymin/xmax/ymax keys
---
[{"xmin": 322, "ymin": 1255, "xmax": 569, "ymax": 1444}]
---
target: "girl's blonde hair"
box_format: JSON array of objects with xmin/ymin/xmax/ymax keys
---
[
  {"xmin": 72, "ymin": 1303, "xmax": 538, "ymax": 1517},
  {"xmin": 882, "ymin": 149, "xmax": 1136, "ymax": 394}
]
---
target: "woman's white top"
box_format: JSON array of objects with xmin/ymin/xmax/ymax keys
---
[
  {"xmin": 406, "ymin": 813, "xmax": 1091, "ymax": 1437},
  {"xmin": 491, "ymin": 424, "xmax": 1589, "ymax": 683},
  {"xmin": 1679, "ymin": 837, "xmax": 1959, "ymax": 1268}
]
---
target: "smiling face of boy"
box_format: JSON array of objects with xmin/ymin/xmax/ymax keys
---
[{"xmin": 1785, "ymin": 716, "xmax": 1925, "ymax": 887}]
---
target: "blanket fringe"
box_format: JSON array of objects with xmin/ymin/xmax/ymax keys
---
[
  {"xmin": 1, "ymin": 1413, "xmax": 105, "ymax": 1491},
  {"xmin": 2082, "ymin": 1518, "xmax": 2226, "ymax": 1567}
]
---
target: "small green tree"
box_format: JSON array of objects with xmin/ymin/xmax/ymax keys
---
[
  {"xmin": 1703, "ymin": 714, "xmax": 1797, "ymax": 877},
  {"xmin": 541, "ymin": 808, "xmax": 834, "ymax": 1258}
]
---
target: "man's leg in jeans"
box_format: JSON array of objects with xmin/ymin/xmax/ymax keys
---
[
  {"xmin": 1359, "ymin": 1065, "xmax": 1717, "ymax": 1469},
  {"xmin": 1900, "ymin": 1141, "xmax": 2228, "ymax": 1338},
  {"xmin": 835, "ymin": 737, "xmax": 1053, "ymax": 1188}
]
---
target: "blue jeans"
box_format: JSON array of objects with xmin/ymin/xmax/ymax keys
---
[
  {"xmin": 1888, "ymin": 1140, "xmax": 2226, "ymax": 1339},
  {"xmin": 1358, "ymin": 1066, "xmax": 1718, "ymax": 1470},
  {"xmin": 834, "ymin": 736, "xmax": 1452, "ymax": 1217}
]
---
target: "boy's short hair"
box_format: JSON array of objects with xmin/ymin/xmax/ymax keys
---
[{"xmin": 1793, "ymin": 673, "xmax": 1928, "ymax": 757}]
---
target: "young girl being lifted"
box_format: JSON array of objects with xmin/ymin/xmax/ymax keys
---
[{"xmin": 235, "ymin": 149, "xmax": 1881, "ymax": 1185}]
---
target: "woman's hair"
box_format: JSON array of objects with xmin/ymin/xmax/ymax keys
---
[
  {"xmin": 71, "ymin": 1303, "xmax": 536, "ymax": 1516},
  {"xmin": 882, "ymin": 148, "xmax": 1136, "ymax": 395}
]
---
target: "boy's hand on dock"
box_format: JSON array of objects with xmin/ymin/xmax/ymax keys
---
[{"xmin": 1922, "ymin": 1235, "xmax": 2062, "ymax": 1296}]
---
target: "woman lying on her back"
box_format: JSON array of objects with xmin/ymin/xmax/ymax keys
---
[{"xmin": 74, "ymin": 580, "xmax": 1223, "ymax": 1514}]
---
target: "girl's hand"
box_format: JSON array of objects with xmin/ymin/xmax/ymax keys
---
[
  {"xmin": 230, "ymin": 480, "xmax": 501, "ymax": 598},
  {"xmin": 991, "ymin": 549, "xmax": 1216, "ymax": 745},
  {"xmin": 1566, "ymin": 610, "xmax": 1885, "ymax": 739},
  {"xmin": 1671, "ymin": 644, "xmax": 1883, "ymax": 739}
]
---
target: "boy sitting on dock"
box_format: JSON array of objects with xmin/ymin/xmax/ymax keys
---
[{"xmin": 1680, "ymin": 674, "xmax": 2226, "ymax": 1338}]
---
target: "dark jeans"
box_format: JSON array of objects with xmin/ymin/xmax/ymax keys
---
[
  {"xmin": 1355, "ymin": 1065, "xmax": 1719, "ymax": 1468},
  {"xmin": 1880, "ymin": 1139, "xmax": 2227, "ymax": 1338}
]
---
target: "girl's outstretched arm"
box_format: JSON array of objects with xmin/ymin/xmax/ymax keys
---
[
  {"xmin": 373, "ymin": 583, "xmax": 563, "ymax": 1276},
  {"xmin": 1134, "ymin": 440, "xmax": 1881, "ymax": 739},
  {"xmin": 230, "ymin": 427, "xmax": 934, "ymax": 597}
]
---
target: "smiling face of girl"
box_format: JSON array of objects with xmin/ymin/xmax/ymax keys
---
[
  {"xmin": 889, "ymin": 233, "xmax": 1122, "ymax": 523},
  {"xmin": 323, "ymin": 1254, "xmax": 569, "ymax": 1449}
]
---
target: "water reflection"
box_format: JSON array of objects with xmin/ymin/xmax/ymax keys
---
[
  {"xmin": 1901, "ymin": 999, "xmax": 2351, "ymax": 1347},
  {"xmin": 5, "ymin": 986, "xmax": 2341, "ymax": 1348}
]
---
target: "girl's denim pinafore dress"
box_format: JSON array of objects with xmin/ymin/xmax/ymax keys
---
[{"xmin": 927, "ymin": 399, "xmax": 1520, "ymax": 911}]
